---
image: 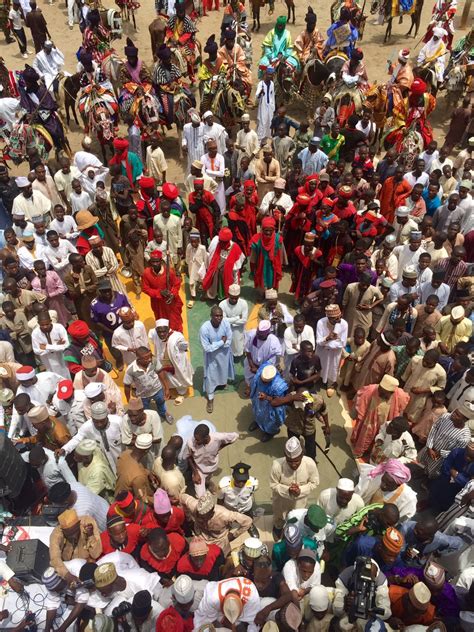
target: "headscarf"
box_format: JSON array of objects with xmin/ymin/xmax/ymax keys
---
[
  {"xmin": 261, "ymin": 217, "xmax": 277, "ymax": 262},
  {"xmin": 368, "ymin": 458, "xmax": 412, "ymax": 485}
]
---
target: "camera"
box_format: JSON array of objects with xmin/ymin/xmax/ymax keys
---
[
  {"xmin": 24, "ymin": 611, "xmax": 37, "ymax": 632},
  {"xmin": 112, "ymin": 602, "xmax": 132, "ymax": 619},
  {"xmin": 349, "ymin": 556, "xmax": 385, "ymax": 622},
  {"xmin": 364, "ymin": 512, "xmax": 380, "ymax": 534}
]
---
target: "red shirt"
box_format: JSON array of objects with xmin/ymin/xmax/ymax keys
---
[
  {"xmin": 140, "ymin": 532, "xmax": 186, "ymax": 578},
  {"xmin": 108, "ymin": 501, "xmax": 158, "ymax": 530},
  {"xmin": 176, "ymin": 543, "xmax": 224, "ymax": 581},
  {"xmin": 334, "ymin": 199, "xmax": 357, "ymax": 221},
  {"xmin": 155, "ymin": 506, "xmax": 185, "ymax": 535},
  {"xmin": 100, "ymin": 523, "xmax": 141, "ymax": 557}
]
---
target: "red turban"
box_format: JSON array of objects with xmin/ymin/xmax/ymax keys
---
[
  {"xmin": 305, "ymin": 174, "xmax": 319, "ymax": 183},
  {"xmin": 156, "ymin": 608, "xmax": 184, "ymax": 632},
  {"xmin": 139, "ymin": 176, "xmax": 155, "ymax": 189},
  {"xmin": 67, "ymin": 320, "xmax": 90, "ymax": 339},
  {"xmin": 261, "ymin": 217, "xmax": 276, "ymax": 229},
  {"xmin": 322, "ymin": 197, "xmax": 334, "ymax": 207},
  {"xmin": 244, "ymin": 180, "xmax": 255, "ymax": 189},
  {"xmin": 116, "ymin": 491, "xmax": 134, "ymax": 509},
  {"xmin": 113, "ymin": 138, "xmax": 129, "ymax": 151},
  {"xmin": 410, "ymin": 78, "xmax": 427, "ymax": 96},
  {"xmin": 296, "ymin": 194, "xmax": 311, "ymax": 206},
  {"xmin": 162, "ymin": 183, "xmax": 179, "ymax": 200},
  {"xmin": 338, "ymin": 186, "xmax": 353, "ymax": 199},
  {"xmin": 219, "ymin": 228, "xmax": 233, "ymax": 242},
  {"xmin": 193, "ymin": 178, "xmax": 204, "ymax": 186},
  {"xmin": 150, "ymin": 250, "xmax": 163, "ymax": 260}
]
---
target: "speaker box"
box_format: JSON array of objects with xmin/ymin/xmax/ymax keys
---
[
  {"xmin": 0, "ymin": 433, "xmax": 27, "ymax": 498},
  {"xmin": 6, "ymin": 539, "xmax": 50, "ymax": 584}
]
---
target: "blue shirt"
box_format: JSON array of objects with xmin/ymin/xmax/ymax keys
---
[
  {"xmin": 399, "ymin": 521, "xmax": 464, "ymax": 567},
  {"xmin": 422, "ymin": 189, "xmax": 442, "ymax": 216}
]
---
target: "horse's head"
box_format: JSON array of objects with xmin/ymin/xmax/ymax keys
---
[
  {"xmin": 370, "ymin": 0, "xmax": 380, "ymax": 14},
  {"xmin": 139, "ymin": 95, "xmax": 160, "ymax": 126},
  {"xmin": 91, "ymin": 105, "xmax": 114, "ymax": 141}
]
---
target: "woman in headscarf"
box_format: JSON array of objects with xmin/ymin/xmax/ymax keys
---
[
  {"xmin": 355, "ymin": 458, "xmax": 418, "ymax": 521},
  {"xmin": 250, "ymin": 216, "xmax": 284, "ymax": 291},
  {"xmin": 18, "ymin": 66, "xmax": 66, "ymax": 151}
]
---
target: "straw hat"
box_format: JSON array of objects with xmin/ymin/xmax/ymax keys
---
[{"xmin": 76, "ymin": 210, "xmax": 99, "ymax": 231}]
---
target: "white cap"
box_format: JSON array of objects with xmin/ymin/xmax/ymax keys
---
[
  {"xmin": 228, "ymin": 284, "xmax": 241, "ymax": 297},
  {"xmin": 396, "ymin": 206, "xmax": 409, "ymax": 217},
  {"xmin": 84, "ymin": 382, "xmax": 104, "ymax": 398},
  {"xmin": 258, "ymin": 319, "xmax": 271, "ymax": 332},
  {"xmin": 452, "ymin": 306, "xmax": 465, "ymax": 320},
  {"xmin": 265, "ymin": 288, "xmax": 278, "ymax": 299},
  {"xmin": 309, "ymin": 586, "xmax": 330, "ymax": 611},
  {"xmin": 12, "ymin": 209, "xmax": 25, "ymax": 218},
  {"xmin": 285, "ymin": 436, "xmax": 303, "ymax": 458},
  {"xmin": 135, "ymin": 433, "xmax": 153, "ymax": 450},
  {"xmin": 261, "ymin": 364, "xmax": 277, "ymax": 382},
  {"xmin": 15, "ymin": 176, "xmax": 29, "ymax": 188},
  {"xmin": 337, "ymin": 478, "xmax": 355, "ymax": 492},
  {"xmin": 75, "ymin": 440, "xmax": 97, "ymax": 456},
  {"xmin": 203, "ymin": 110, "xmax": 213, "ymax": 119},
  {"xmin": 172, "ymin": 575, "xmax": 195, "ymax": 604},
  {"xmin": 243, "ymin": 537, "xmax": 264, "ymax": 558},
  {"xmin": 155, "ymin": 318, "xmax": 170, "ymax": 327}
]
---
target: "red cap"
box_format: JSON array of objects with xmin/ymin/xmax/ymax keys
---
[
  {"xmin": 162, "ymin": 182, "xmax": 179, "ymax": 200},
  {"xmin": 322, "ymin": 197, "xmax": 334, "ymax": 208},
  {"xmin": 219, "ymin": 228, "xmax": 233, "ymax": 242},
  {"xmin": 67, "ymin": 320, "xmax": 90, "ymax": 339},
  {"xmin": 116, "ymin": 491, "xmax": 134, "ymax": 509},
  {"xmin": 150, "ymin": 250, "xmax": 163, "ymax": 260},
  {"xmin": 139, "ymin": 176, "xmax": 155, "ymax": 189},
  {"xmin": 262, "ymin": 217, "xmax": 276, "ymax": 229},
  {"xmin": 57, "ymin": 380, "xmax": 74, "ymax": 400}
]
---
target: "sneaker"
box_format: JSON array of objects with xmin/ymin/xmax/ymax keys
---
[{"xmin": 164, "ymin": 412, "xmax": 174, "ymax": 425}]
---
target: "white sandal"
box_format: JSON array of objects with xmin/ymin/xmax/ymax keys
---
[{"xmin": 174, "ymin": 396, "xmax": 184, "ymax": 406}]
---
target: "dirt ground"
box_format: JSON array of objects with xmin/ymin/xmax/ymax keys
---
[{"xmin": 1, "ymin": 0, "xmax": 470, "ymax": 184}]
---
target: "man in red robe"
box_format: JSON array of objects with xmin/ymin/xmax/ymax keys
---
[
  {"xmin": 142, "ymin": 250, "xmax": 183, "ymax": 332},
  {"xmin": 202, "ymin": 228, "xmax": 244, "ymax": 300},
  {"xmin": 136, "ymin": 176, "xmax": 160, "ymax": 239},
  {"xmin": 290, "ymin": 232, "xmax": 322, "ymax": 301},
  {"xmin": 188, "ymin": 179, "xmax": 221, "ymax": 245},
  {"xmin": 227, "ymin": 194, "xmax": 252, "ymax": 257}
]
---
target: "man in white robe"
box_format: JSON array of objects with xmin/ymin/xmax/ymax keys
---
[
  {"xmin": 194, "ymin": 578, "xmax": 261, "ymax": 632},
  {"xmin": 283, "ymin": 313, "xmax": 315, "ymax": 377},
  {"xmin": 43, "ymin": 233, "xmax": 77, "ymax": 280},
  {"xmin": 202, "ymin": 111, "xmax": 228, "ymax": 155},
  {"xmin": 148, "ymin": 318, "xmax": 194, "ymax": 405},
  {"xmin": 111, "ymin": 308, "xmax": 149, "ymax": 367},
  {"xmin": 185, "ymin": 229, "xmax": 208, "ymax": 306},
  {"xmin": 256, "ymin": 68, "xmax": 275, "ymax": 141},
  {"xmin": 12, "ymin": 177, "xmax": 52, "ymax": 222},
  {"xmin": 259, "ymin": 179, "xmax": 293, "ymax": 217},
  {"xmin": 417, "ymin": 27, "xmax": 448, "ymax": 84},
  {"xmin": 219, "ymin": 284, "xmax": 248, "ymax": 358},
  {"xmin": 392, "ymin": 230, "xmax": 427, "ymax": 280},
  {"xmin": 31, "ymin": 312, "xmax": 69, "ymax": 380},
  {"xmin": 244, "ymin": 320, "xmax": 282, "ymax": 388},
  {"xmin": 201, "ymin": 141, "xmax": 226, "ymax": 214},
  {"xmin": 315, "ymin": 304, "xmax": 348, "ymax": 397},
  {"xmin": 32, "ymin": 41, "xmax": 65, "ymax": 92},
  {"xmin": 182, "ymin": 111, "xmax": 206, "ymax": 174},
  {"xmin": 235, "ymin": 113, "xmax": 260, "ymax": 168}
]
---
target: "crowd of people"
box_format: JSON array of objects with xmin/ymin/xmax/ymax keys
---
[{"xmin": 0, "ymin": 0, "xmax": 472, "ymax": 630}]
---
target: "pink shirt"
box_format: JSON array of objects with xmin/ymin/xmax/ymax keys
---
[{"xmin": 183, "ymin": 432, "xmax": 238, "ymax": 474}]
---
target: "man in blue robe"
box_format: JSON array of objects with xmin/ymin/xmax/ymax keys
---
[
  {"xmin": 199, "ymin": 305, "xmax": 234, "ymax": 414},
  {"xmin": 324, "ymin": 8, "xmax": 358, "ymax": 57}
]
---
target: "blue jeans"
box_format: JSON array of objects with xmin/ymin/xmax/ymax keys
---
[{"xmin": 142, "ymin": 390, "xmax": 167, "ymax": 419}]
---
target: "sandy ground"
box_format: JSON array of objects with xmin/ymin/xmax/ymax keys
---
[{"xmin": 1, "ymin": 0, "xmax": 470, "ymax": 182}]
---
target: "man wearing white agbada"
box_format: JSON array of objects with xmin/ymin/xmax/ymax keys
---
[
  {"xmin": 185, "ymin": 229, "xmax": 208, "ymax": 307},
  {"xmin": 270, "ymin": 437, "xmax": 319, "ymax": 539},
  {"xmin": 202, "ymin": 111, "xmax": 228, "ymax": 155},
  {"xmin": 0, "ymin": 96, "xmax": 21, "ymax": 132},
  {"xmin": 148, "ymin": 318, "xmax": 194, "ymax": 405},
  {"xmin": 32, "ymin": 41, "xmax": 66, "ymax": 92},
  {"xmin": 244, "ymin": 320, "xmax": 282, "ymax": 388},
  {"xmin": 417, "ymin": 27, "xmax": 448, "ymax": 84},
  {"xmin": 283, "ymin": 313, "xmax": 315, "ymax": 376},
  {"xmin": 316, "ymin": 304, "xmax": 348, "ymax": 397},
  {"xmin": 219, "ymin": 284, "xmax": 249, "ymax": 357},
  {"xmin": 111, "ymin": 307, "xmax": 149, "ymax": 367},
  {"xmin": 31, "ymin": 312, "xmax": 70, "ymax": 380},
  {"xmin": 121, "ymin": 396, "xmax": 163, "ymax": 466},
  {"xmin": 193, "ymin": 577, "xmax": 261, "ymax": 632},
  {"xmin": 304, "ymin": 585, "xmax": 334, "ymax": 632},
  {"xmin": 317, "ymin": 478, "xmax": 365, "ymax": 526},
  {"xmin": 181, "ymin": 110, "xmax": 205, "ymax": 174},
  {"xmin": 12, "ymin": 177, "xmax": 52, "ymax": 222},
  {"xmin": 256, "ymin": 67, "xmax": 276, "ymax": 141},
  {"xmin": 235, "ymin": 113, "xmax": 260, "ymax": 167},
  {"xmin": 259, "ymin": 179, "xmax": 293, "ymax": 217},
  {"xmin": 201, "ymin": 140, "xmax": 226, "ymax": 214}
]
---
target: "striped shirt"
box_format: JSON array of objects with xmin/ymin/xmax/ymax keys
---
[
  {"xmin": 422, "ymin": 413, "xmax": 471, "ymax": 477},
  {"xmin": 70, "ymin": 481, "xmax": 110, "ymax": 532},
  {"xmin": 436, "ymin": 257, "xmax": 468, "ymax": 298}
]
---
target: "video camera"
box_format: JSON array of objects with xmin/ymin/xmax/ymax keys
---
[{"xmin": 349, "ymin": 556, "xmax": 385, "ymax": 623}]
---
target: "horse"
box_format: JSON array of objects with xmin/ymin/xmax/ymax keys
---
[
  {"xmin": 57, "ymin": 72, "xmax": 81, "ymax": 127},
  {"xmin": 444, "ymin": 64, "xmax": 466, "ymax": 108},
  {"xmin": 299, "ymin": 58, "xmax": 333, "ymax": 118},
  {"xmin": 273, "ymin": 58, "xmax": 299, "ymax": 104},
  {"xmin": 116, "ymin": 0, "xmax": 138, "ymax": 30},
  {"xmin": 4, "ymin": 120, "xmax": 49, "ymax": 164},
  {"xmin": 364, "ymin": 83, "xmax": 389, "ymax": 147},
  {"xmin": 101, "ymin": 51, "xmax": 123, "ymax": 98},
  {"xmin": 370, "ymin": 0, "xmax": 423, "ymax": 43},
  {"xmin": 78, "ymin": 85, "xmax": 118, "ymax": 163},
  {"xmin": 118, "ymin": 85, "xmax": 162, "ymax": 137},
  {"xmin": 209, "ymin": 75, "xmax": 246, "ymax": 127},
  {"xmin": 149, "ymin": 16, "xmax": 167, "ymax": 60}
]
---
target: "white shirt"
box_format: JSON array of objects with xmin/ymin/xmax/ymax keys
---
[
  {"xmin": 49, "ymin": 216, "xmax": 79, "ymax": 240},
  {"xmin": 61, "ymin": 415, "xmax": 123, "ymax": 474},
  {"xmin": 283, "ymin": 558, "xmax": 321, "ymax": 591},
  {"xmin": 70, "ymin": 190, "xmax": 93, "ymax": 214},
  {"xmin": 218, "ymin": 475, "xmax": 258, "ymax": 513},
  {"xmin": 317, "ymin": 488, "xmax": 365, "ymax": 526},
  {"xmin": 43, "ymin": 240, "xmax": 77, "ymax": 277},
  {"xmin": 22, "ymin": 447, "xmax": 76, "ymax": 489},
  {"xmin": 404, "ymin": 171, "xmax": 430, "ymax": 188},
  {"xmin": 12, "ymin": 190, "xmax": 52, "ymax": 221},
  {"xmin": 121, "ymin": 409, "xmax": 163, "ymax": 447},
  {"xmin": 17, "ymin": 371, "xmax": 63, "ymax": 405},
  {"xmin": 284, "ymin": 324, "xmax": 315, "ymax": 357},
  {"xmin": 260, "ymin": 190, "xmax": 293, "ymax": 214},
  {"xmin": 111, "ymin": 321, "xmax": 149, "ymax": 366}
]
